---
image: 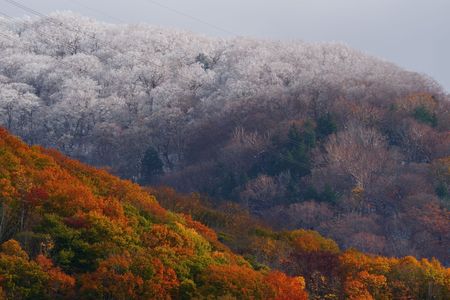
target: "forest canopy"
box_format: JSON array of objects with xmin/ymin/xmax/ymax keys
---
[
  {"xmin": 0, "ymin": 13, "xmax": 449, "ymax": 270},
  {"xmin": 0, "ymin": 127, "xmax": 448, "ymax": 299},
  {"xmin": 0, "ymin": 128, "xmax": 313, "ymax": 299}
]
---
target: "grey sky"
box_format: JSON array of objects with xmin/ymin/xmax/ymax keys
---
[{"xmin": 2, "ymin": 0, "xmax": 449, "ymax": 92}]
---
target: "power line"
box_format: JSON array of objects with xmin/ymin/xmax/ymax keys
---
[
  {"xmin": 4, "ymin": 0, "xmax": 94, "ymax": 39},
  {"xmin": 4, "ymin": 0, "xmax": 46, "ymax": 18},
  {"xmin": 0, "ymin": 10, "xmax": 13, "ymax": 19},
  {"xmin": 4, "ymin": 0, "xmax": 165, "ymax": 68},
  {"xmin": 139, "ymin": 0, "xmax": 237, "ymax": 36},
  {"xmin": 60, "ymin": 0, "xmax": 125, "ymax": 23},
  {"xmin": 59, "ymin": 0, "xmax": 235, "ymax": 36},
  {"xmin": 0, "ymin": 8, "xmax": 87, "ymax": 52}
]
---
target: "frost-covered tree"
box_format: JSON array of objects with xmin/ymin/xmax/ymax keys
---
[
  {"xmin": 0, "ymin": 13, "xmax": 442, "ymax": 176},
  {"xmin": 0, "ymin": 80, "xmax": 40, "ymax": 141}
]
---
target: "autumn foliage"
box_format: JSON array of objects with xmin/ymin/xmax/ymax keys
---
[
  {"xmin": 0, "ymin": 128, "xmax": 308, "ymax": 299},
  {"xmin": 150, "ymin": 186, "xmax": 450, "ymax": 300}
]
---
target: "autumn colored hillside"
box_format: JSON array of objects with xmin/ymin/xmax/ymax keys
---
[
  {"xmin": 150, "ymin": 186, "xmax": 450, "ymax": 300},
  {"xmin": 0, "ymin": 128, "xmax": 449, "ymax": 299},
  {"xmin": 0, "ymin": 128, "xmax": 308, "ymax": 299}
]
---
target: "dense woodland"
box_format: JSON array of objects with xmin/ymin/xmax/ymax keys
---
[
  {"xmin": 0, "ymin": 128, "xmax": 311, "ymax": 299},
  {"xmin": 0, "ymin": 13, "xmax": 449, "ymax": 273},
  {"xmin": 0, "ymin": 128, "xmax": 449, "ymax": 299}
]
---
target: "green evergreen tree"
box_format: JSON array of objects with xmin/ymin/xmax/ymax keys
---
[
  {"xmin": 316, "ymin": 113, "xmax": 337, "ymax": 138},
  {"xmin": 140, "ymin": 146, "xmax": 163, "ymax": 184},
  {"xmin": 284, "ymin": 124, "xmax": 315, "ymax": 178},
  {"xmin": 413, "ymin": 105, "xmax": 437, "ymax": 127}
]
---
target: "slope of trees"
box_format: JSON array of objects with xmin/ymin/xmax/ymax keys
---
[
  {"xmin": 0, "ymin": 13, "xmax": 443, "ymax": 176},
  {"xmin": 0, "ymin": 128, "xmax": 448, "ymax": 299},
  {"xmin": 0, "ymin": 13, "xmax": 449, "ymax": 263},
  {"xmin": 149, "ymin": 186, "xmax": 450, "ymax": 300},
  {"xmin": 0, "ymin": 128, "xmax": 309, "ymax": 299}
]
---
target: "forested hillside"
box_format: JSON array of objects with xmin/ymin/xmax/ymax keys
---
[
  {"xmin": 0, "ymin": 128, "xmax": 449, "ymax": 299},
  {"xmin": 0, "ymin": 13, "xmax": 449, "ymax": 264},
  {"xmin": 150, "ymin": 187, "xmax": 450, "ymax": 300},
  {"xmin": 0, "ymin": 128, "xmax": 311, "ymax": 299}
]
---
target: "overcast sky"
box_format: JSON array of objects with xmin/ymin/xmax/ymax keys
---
[{"xmin": 2, "ymin": 0, "xmax": 449, "ymax": 92}]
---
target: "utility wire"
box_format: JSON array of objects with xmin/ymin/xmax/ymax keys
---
[
  {"xmin": 5, "ymin": 0, "xmax": 98, "ymax": 40},
  {"xmin": 4, "ymin": 0, "xmax": 46, "ymax": 17},
  {"xmin": 3, "ymin": 0, "xmax": 162, "ymax": 67},
  {"xmin": 67, "ymin": 0, "xmax": 236, "ymax": 36},
  {"xmin": 139, "ymin": 0, "xmax": 237, "ymax": 36},
  {"xmin": 0, "ymin": 10, "xmax": 13, "ymax": 19},
  {"xmin": 0, "ymin": 8, "xmax": 87, "ymax": 52},
  {"xmin": 60, "ymin": 0, "xmax": 125, "ymax": 23}
]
